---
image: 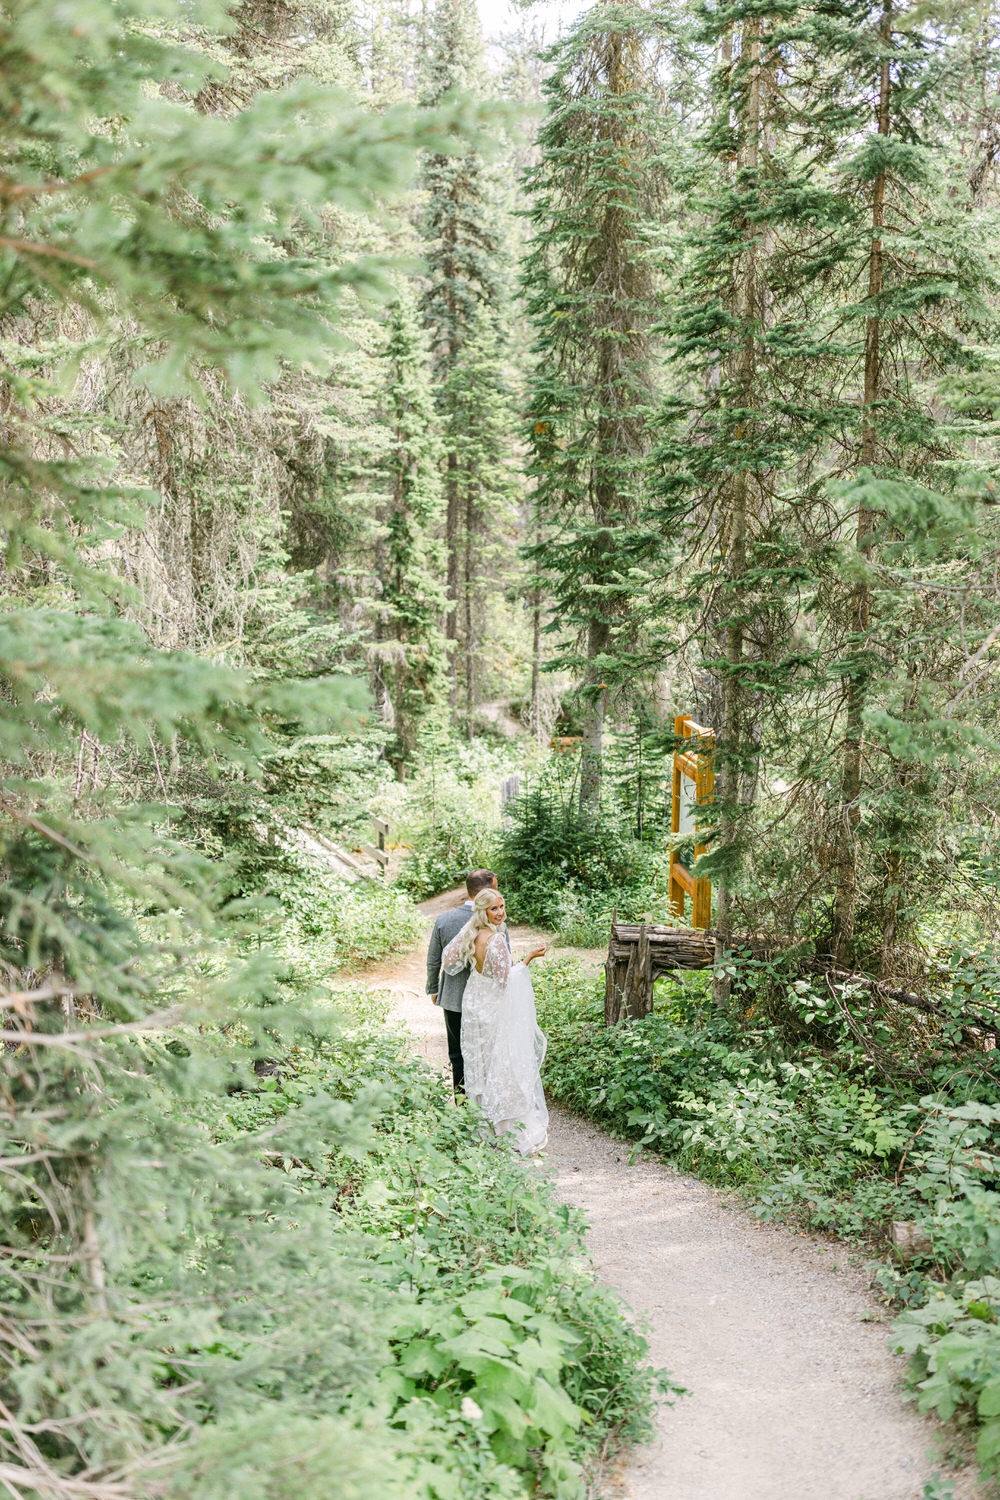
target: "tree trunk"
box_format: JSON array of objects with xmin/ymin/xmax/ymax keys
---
[
  {"xmin": 530, "ymin": 510, "xmax": 544, "ymax": 743},
  {"xmin": 833, "ymin": 9, "xmax": 891, "ymax": 964},
  {"xmin": 442, "ymin": 187, "xmax": 461, "ymax": 714},
  {"xmin": 464, "ymin": 485, "xmax": 474, "ymax": 741},
  {"xmin": 372, "ymin": 488, "xmax": 391, "ymax": 750},
  {"xmin": 713, "ymin": 15, "xmax": 760, "ymax": 1010},
  {"xmin": 445, "ymin": 454, "xmax": 459, "ymax": 713},
  {"xmin": 388, "ymin": 443, "xmax": 406, "ymax": 777},
  {"xmin": 530, "ymin": 577, "xmax": 543, "ymax": 742},
  {"xmin": 579, "ymin": 616, "xmax": 610, "ymax": 819}
]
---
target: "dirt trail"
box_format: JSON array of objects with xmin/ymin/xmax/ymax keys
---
[{"xmin": 346, "ymin": 892, "xmax": 984, "ymax": 1500}]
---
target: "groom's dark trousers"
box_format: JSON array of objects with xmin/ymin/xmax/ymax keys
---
[
  {"xmin": 426, "ymin": 900, "xmax": 474, "ymax": 1095},
  {"xmin": 444, "ymin": 1010, "xmax": 464, "ymax": 1094}
]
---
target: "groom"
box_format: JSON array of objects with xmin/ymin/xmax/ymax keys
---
[{"xmin": 426, "ymin": 869, "xmax": 508, "ymax": 1095}]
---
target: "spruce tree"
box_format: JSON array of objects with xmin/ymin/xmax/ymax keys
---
[
  {"xmin": 811, "ymin": 3, "xmax": 994, "ymax": 964},
  {"xmin": 522, "ymin": 0, "xmax": 669, "ymax": 816},
  {"xmin": 768, "ymin": 1, "xmax": 996, "ymax": 969},
  {"xmin": 0, "ymin": 0, "xmax": 479, "ymax": 1488},
  {"xmin": 422, "ymin": 0, "xmax": 508, "ymax": 718},
  {"xmin": 654, "ymin": 1, "xmax": 998, "ymax": 986},
  {"xmin": 443, "ymin": 307, "xmax": 519, "ymax": 738},
  {"xmin": 653, "ymin": 4, "xmax": 850, "ymax": 986},
  {"xmin": 377, "ymin": 292, "xmax": 449, "ymax": 771}
]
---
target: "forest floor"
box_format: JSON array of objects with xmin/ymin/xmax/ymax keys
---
[{"xmin": 344, "ymin": 890, "xmax": 987, "ymax": 1500}]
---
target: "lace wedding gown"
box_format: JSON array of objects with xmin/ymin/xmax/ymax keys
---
[{"xmin": 441, "ymin": 926, "xmax": 548, "ymax": 1155}]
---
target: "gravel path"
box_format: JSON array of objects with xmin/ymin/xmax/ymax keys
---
[
  {"xmin": 344, "ymin": 892, "xmax": 985, "ymax": 1500},
  {"xmin": 551, "ymin": 1110, "xmax": 980, "ymax": 1500}
]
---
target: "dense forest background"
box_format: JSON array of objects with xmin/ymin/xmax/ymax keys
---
[
  {"xmin": 7, "ymin": 0, "xmax": 1000, "ymax": 1493},
  {"xmin": 9, "ymin": 0, "xmax": 1000, "ymax": 966}
]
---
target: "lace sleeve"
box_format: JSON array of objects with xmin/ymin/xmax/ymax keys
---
[
  {"xmin": 441, "ymin": 921, "xmax": 471, "ymax": 976},
  {"xmin": 482, "ymin": 929, "xmax": 511, "ymax": 987}
]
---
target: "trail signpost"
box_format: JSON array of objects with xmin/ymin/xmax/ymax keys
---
[{"xmin": 669, "ymin": 713, "xmax": 715, "ymax": 929}]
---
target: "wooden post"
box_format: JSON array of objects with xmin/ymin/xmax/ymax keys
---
[
  {"xmin": 363, "ymin": 817, "xmax": 390, "ymax": 877},
  {"xmin": 604, "ymin": 947, "xmax": 618, "ymax": 1025},
  {"xmin": 604, "ymin": 915, "xmax": 659, "ymax": 1023},
  {"xmin": 604, "ymin": 911, "xmax": 627, "ymax": 1024},
  {"xmin": 634, "ymin": 922, "xmax": 653, "ymax": 1019}
]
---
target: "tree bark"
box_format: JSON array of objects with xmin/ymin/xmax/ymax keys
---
[
  {"xmin": 464, "ymin": 485, "xmax": 474, "ymax": 740},
  {"xmin": 529, "ymin": 510, "xmax": 544, "ymax": 743},
  {"xmin": 833, "ymin": 8, "xmax": 891, "ymax": 964},
  {"xmin": 713, "ymin": 15, "xmax": 760, "ymax": 1010},
  {"xmin": 579, "ymin": 616, "xmax": 610, "ymax": 818},
  {"xmin": 442, "ymin": 175, "xmax": 461, "ymax": 713}
]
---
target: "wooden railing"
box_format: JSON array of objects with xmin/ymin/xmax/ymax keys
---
[
  {"xmin": 361, "ymin": 817, "xmax": 389, "ymax": 876},
  {"xmin": 303, "ymin": 816, "xmax": 389, "ymax": 878}
]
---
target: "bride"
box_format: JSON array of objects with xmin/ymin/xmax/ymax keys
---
[{"xmin": 440, "ymin": 887, "xmax": 549, "ymax": 1155}]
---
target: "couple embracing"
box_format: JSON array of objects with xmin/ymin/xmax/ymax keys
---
[{"xmin": 426, "ymin": 870, "xmax": 549, "ymax": 1155}]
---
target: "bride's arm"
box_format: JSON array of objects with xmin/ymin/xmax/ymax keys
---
[{"xmin": 441, "ymin": 923, "xmax": 471, "ymax": 975}]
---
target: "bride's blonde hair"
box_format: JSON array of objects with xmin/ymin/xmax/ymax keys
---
[{"xmin": 456, "ymin": 887, "xmax": 504, "ymax": 968}]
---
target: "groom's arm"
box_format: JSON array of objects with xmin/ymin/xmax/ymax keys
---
[{"xmin": 426, "ymin": 918, "xmax": 444, "ymax": 1002}]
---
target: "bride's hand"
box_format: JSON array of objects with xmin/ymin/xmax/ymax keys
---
[{"xmin": 525, "ymin": 944, "xmax": 547, "ymax": 964}]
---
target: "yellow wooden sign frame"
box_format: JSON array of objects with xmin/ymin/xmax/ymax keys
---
[{"xmin": 669, "ymin": 713, "xmax": 715, "ymax": 930}]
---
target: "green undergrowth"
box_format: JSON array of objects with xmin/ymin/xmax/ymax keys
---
[
  {"xmin": 382, "ymin": 740, "xmax": 517, "ymax": 899},
  {"xmin": 273, "ymin": 870, "xmax": 424, "ymax": 976},
  {"xmin": 533, "ymin": 958, "xmax": 1000, "ymax": 1484},
  {"xmin": 184, "ymin": 799, "xmax": 424, "ymax": 978},
  {"xmin": 209, "ymin": 989, "xmax": 672, "ymax": 1498},
  {"xmin": 491, "ymin": 782, "xmax": 672, "ymax": 942},
  {"xmin": 251, "ymin": 859, "xmax": 424, "ymax": 988}
]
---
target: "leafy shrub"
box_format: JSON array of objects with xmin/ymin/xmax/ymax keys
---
[
  {"xmin": 218, "ymin": 989, "xmax": 674, "ymax": 1496},
  {"xmin": 396, "ymin": 842, "xmax": 488, "ymax": 900},
  {"xmin": 492, "ymin": 783, "xmax": 667, "ymax": 931},
  {"xmin": 324, "ymin": 878, "xmax": 424, "ymax": 964},
  {"xmin": 382, "ymin": 739, "xmax": 516, "ymax": 897},
  {"xmin": 533, "ymin": 962, "xmax": 966, "ymax": 1223},
  {"xmin": 265, "ymin": 864, "xmax": 422, "ymax": 983},
  {"xmin": 896, "ymin": 1276, "xmax": 1000, "ymax": 1478}
]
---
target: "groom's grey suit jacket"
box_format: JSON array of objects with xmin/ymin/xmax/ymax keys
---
[{"xmin": 426, "ymin": 901, "xmax": 511, "ymax": 1014}]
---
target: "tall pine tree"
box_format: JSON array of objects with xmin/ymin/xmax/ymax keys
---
[
  {"xmin": 523, "ymin": 0, "xmax": 669, "ymax": 815},
  {"xmin": 422, "ymin": 0, "xmax": 511, "ymax": 724},
  {"xmin": 654, "ymin": 0, "xmax": 998, "ymax": 985},
  {"xmin": 376, "ymin": 292, "xmax": 449, "ymax": 772},
  {"xmin": 0, "ymin": 0, "xmax": 481, "ymax": 1486}
]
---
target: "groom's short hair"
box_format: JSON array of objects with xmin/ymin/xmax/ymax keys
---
[{"xmin": 466, "ymin": 869, "xmax": 497, "ymax": 897}]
